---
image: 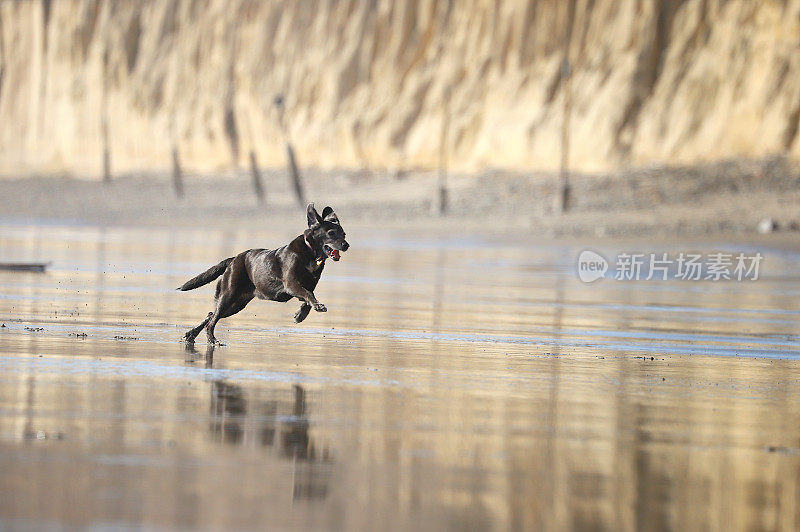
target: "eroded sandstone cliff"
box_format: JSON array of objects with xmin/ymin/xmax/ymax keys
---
[{"xmin": 1, "ymin": 0, "xmax": 798, "ymax": 176}]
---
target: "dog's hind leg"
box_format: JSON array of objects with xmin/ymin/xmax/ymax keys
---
[
  {"xmin": 293, "ymin": 302, "xmax": 311, "ymax": 323},
  {"xmin": 204, "ymin": 255, "xmax": 256, "ymax": 344},
  {"xmin": 206, "ymin": 293, "xmax": 254, "ymax": 344},
  {"xmin": 184, "ymin": 312, "xmax": 212, "ymax": 343}
]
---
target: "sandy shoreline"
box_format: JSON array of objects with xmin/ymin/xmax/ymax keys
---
[
  {"xmin": 2, "ymin": 156, "xmax": 798, "ymax": 238},
  {"xmin": 2, "ymin": 219, "xmax": 800, "ymax": 530}
]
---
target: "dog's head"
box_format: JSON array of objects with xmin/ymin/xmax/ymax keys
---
[{"xmin": 306, "ymin": 203, "xmax": 349, "ymax": 261}]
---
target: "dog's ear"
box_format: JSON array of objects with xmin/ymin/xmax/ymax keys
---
[
  {"xmin": 321, "ymin": 206, "xmax": 340, "ymax": 225},
  {"xmin": 306, "ymin": 203, "xmax": 322, "ymax": 227}
]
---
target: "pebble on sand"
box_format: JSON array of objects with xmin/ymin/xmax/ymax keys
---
[{"xmin": 758, "ymin": 218, "xmax": 777, "ymax": 234}]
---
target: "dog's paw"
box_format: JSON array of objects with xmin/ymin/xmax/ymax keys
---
[
  {"xmin": 314, "ymin": 303, "xmax": 327, "ymax": 312},
  {"xmin": 294, "ymin": 304, "xmax": 311, "ymax": 323}
]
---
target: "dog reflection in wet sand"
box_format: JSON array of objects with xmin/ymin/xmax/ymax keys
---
[
  {"xmin": 178, "ymin": 204, "xmax": 348, "ymax": 344},
  {"xmin": 184, "ymin": 343, "xmax": 330, "ymax": 461},
  {"xmin": 206, "ymin": 370, "xmax": 332, "ymax": 499},
  {"xmin": 211, "ymin": 382, "xmax": 312, "ymax": 456}
]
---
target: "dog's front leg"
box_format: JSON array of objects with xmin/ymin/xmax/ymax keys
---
[{"xmin": 283, "ymin": 277, "xmax": 326, "ymax": 312}]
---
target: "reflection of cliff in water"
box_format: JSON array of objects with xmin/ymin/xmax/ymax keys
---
[{"xmin": 210, "ymin": 380, "xmax": 332, "ymax": 500}]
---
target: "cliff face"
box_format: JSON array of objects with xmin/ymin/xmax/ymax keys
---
[{"xmin": 1, "ymin": 0, "xmax": 799, "ymax": 176}]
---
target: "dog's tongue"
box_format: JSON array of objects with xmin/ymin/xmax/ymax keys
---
[{"xmin": 331, "ymin": 249, "xmax": 340, "ymax": 260}]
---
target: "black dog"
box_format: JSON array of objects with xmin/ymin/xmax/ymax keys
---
[{"xmin": 179, "ymin": 204, "xmax": 348, "ymax": 343}]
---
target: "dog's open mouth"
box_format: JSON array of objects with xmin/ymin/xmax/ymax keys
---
[{"xmin": 324, "ymin": 244, "xmax": 341, "ymax": 261}]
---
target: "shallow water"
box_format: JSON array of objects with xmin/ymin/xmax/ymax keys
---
[{"xmin": 1, "ymin": 224, "xmax": 800, "ymax": 531}]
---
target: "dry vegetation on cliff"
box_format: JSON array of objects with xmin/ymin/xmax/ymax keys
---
[{"xmin": 1, "ymin": 0, "xmax": 799, "ymax": 176}]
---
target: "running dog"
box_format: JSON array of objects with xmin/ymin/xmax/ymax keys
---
[{"xmin": 179, "ymin": 204, "xmax": 348, "ymax": 343}]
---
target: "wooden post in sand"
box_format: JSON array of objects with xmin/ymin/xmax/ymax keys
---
[
  {"xmin": 172, "ymin": 145, "xmax": 184, "ymax": 198},
  {"xmin": 101, "ymin": 102, "xmax": 111, "ymax": 183},
  {"xmin": 249, "ymin": 150, "xmax": 265, "ymax": 204},
  {"xmin": 555, "ymin": 0, "xmax": 575, "ymax": 214},
  {"xmin": 102, "ymin": 136, "xmax": 112, "ymax": 184},
  {"xmin": 101, "ymin": 50, "xmax": 112, "ymax": 184},
  {"xmin": 285, "ymin": 144, "xmax": 305, "ymax": 208},
  {"xmin": 274, "ymin": 95, "xmax": 306, "ymax": 208},
  {"xmin": 435, "ymin": 88, "xmax": 450, "ymax": 216}
]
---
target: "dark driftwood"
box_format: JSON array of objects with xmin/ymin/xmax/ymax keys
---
[{"xmin": 0, "ymin": 262, "xmax": 49, "ymax": 272}]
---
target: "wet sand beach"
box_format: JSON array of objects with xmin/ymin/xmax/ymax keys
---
[{"xmin": 1, "ymin": 224, "xmax": 800, "ymax": 530}]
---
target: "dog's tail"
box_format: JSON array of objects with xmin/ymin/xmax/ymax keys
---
[{"xmin": 177, "ymin": 257, "xmax": 234, "ymax": 291}]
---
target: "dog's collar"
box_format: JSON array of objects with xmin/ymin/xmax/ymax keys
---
[{"xmin": 304, "ymin": 235, "xmax": 325, "ymax": 269}]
